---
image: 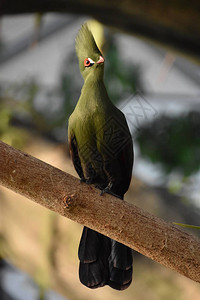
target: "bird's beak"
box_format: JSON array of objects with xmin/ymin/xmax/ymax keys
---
[{"xmin": 96, "ymin": 56, "xmax": 105, "ymax": 64}]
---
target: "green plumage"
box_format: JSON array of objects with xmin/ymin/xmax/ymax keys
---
[
  {"xmin": 75, "ymin": 24, "xmax": 102, "ymax": 74},
  {"xmin": 68, "ymin": 23, "xmax": 134, "ymax": 290}
]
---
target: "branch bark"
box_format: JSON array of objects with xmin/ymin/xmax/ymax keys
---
[{"xmin": 0, "ymin": 140, "xmax": 200, "ymax": 283}]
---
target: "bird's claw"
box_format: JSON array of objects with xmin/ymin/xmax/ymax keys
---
[
  {"xmin": 80, "ymin": 177, "xmax": 94, "ymax": 184},
  {"xmin": 100, "ymin": 189, "xmax": 107, "ymax": 196},
  {"xmin": 97, "ymin": 182, "xmax": 113, "ymax": 196},
  {"xmin": 80, "ymin": 178, "xmax": 86, "ymax": 183},
  {"xmin": 85, "ymin": 178, "xmax": 94, "ymax": 184}
]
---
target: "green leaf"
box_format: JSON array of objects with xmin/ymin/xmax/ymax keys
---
[{"xmin": 173, "ymin": 222, "xmax": 200, "ymax": 230}]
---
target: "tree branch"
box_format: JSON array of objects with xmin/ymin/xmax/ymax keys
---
[
  {"xmin": 1, "ymin": 1, "xmax": 200, "ymax": 56},
  {"xmin": 0, "ymin": 140, "xmax": 200, "ymax": 282}
]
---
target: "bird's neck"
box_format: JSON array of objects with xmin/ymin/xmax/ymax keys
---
[{"xmin": 78, "ymin": 77, "xmax": 111, "ymax": 109}]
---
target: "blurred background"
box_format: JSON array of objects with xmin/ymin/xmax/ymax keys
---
[{"xmin": 0, "ymin": 2, "xmax": 200, "ymax": 299}]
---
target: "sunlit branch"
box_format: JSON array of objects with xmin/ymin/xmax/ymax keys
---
[{"xmin": 0, "ymin": 140, "xmax": 200, "ymax": 283}]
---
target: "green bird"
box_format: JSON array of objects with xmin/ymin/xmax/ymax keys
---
[{"xmin": 68, "ymin": 23, "xmax": 134, "ymax": 290}]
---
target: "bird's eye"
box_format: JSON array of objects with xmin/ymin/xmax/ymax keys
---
[{"xmin": 84, "ymin": 58, "xmax": 94, "ymax": 68}]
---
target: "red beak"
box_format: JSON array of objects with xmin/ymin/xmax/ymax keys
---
[{"xmin": 96, "ymin": 56, "xmax": 105, "ymax": 64}]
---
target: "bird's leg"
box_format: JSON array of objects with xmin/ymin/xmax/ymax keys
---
[
  {"xmin": 85, "ymin": 177, "xmax": 95, "ymax": 184},
  {"xmin": 100, "ymin": 182, "xmax": 113, "ymax": 195},
  {"xmin": 95, "ymin": 182, "xmax": 122, "ymax": 199},
  {"xmin": 80, "ymin": 177, "xmax": 95, "ymax": 184},
  {"xmin": 80, "ymin": 177, "xmax": 86, "ymax": 183}
]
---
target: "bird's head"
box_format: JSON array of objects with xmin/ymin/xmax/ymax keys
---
[{"xmin": 75, "ymin": 23, "xmax": 105, "ymax": 81}]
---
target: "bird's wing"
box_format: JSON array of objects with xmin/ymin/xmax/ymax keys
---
[
  {"xmin": 98, "ymin": 113, "xmax": 133, "ymax": 198},
  {"xmin": 113, "ymin": 113, "xmax": 134, "ymax": 194},
  {"xmin": 118, "ymin": 136, "xmax": 134, "ymax": 193},
  {"xmin": 104, "ymin": 138, "xmax": 133, "ymax": 198},
  {"xmin": 68, "ymin": 132, "xmax": 84, "ymax": 180}
]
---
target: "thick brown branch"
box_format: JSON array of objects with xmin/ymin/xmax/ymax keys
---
[{"xmin": 0, "ymin": 140, "xmax": 200, "ymax": 282}]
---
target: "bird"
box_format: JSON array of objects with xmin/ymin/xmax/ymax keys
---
[{"xmin": 68, "ymin": 23, "xmax": 134, "ymax": 290}]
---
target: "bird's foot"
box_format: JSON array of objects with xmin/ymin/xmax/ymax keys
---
[
  {"xmin": 80, "ymin": 177, "xmax": 94, "ymax": 184},
  {"xmin": 95, "ymin": 182, "xmax": 122, "ymax": 199},
  {"xmin": 80, "ymin": 177, "xmax": 86, "ymax": 183},
  {"xmin": 96, "ymin": 182, "xmax": 117, "ymax": 197},
  {"xmin": 85, "ymin": 177, "xmax": 95, "ymax": 184},
  {"xmin": 100, "ymin": 182, "xmax": 113, "ymax": 196}
]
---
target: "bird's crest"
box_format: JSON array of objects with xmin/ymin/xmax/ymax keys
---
[{"xmin": 75, "ymin": 23, "xmax": 102, "ymax": 72}]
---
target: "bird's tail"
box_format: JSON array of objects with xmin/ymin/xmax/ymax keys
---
[{"xmin": 78, "ymin": 227, "xmax": 133, "ymax": 290}]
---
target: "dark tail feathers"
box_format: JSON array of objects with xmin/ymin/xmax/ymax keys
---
[{"xmin": 78, "ymin": 227, "xmax": 133, "ymax": 290}]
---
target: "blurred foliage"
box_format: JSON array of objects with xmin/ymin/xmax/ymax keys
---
[
  {"xmin": 60, "ymin": 52, "xmax": 82, "ymax": 121},
  {"xmin": 0, "ymin": 102, "xmax": 27, "ymax": 148},
  {"xmin": 0, "ymin": 79, "xmax": 67, "ymax": 143},
  {"xmin": 136, "ymin": 111, "xmax": 200, "ymax": 177},
  {"xmin": 0, "ymin": 233, "xmax": 9, "ymax": 259},
  {"xmin": 104, "ymin": 37, "xmax": 142, "ymax": 103}
]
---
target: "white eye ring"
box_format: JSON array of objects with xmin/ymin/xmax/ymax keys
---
[
  {"xmin": 88, "ymin": 58, "xmax": 95, "ymax": 64},
  {"xmin": 84, "ymin": 57, "xmax": 95, "ymax": 67}
]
